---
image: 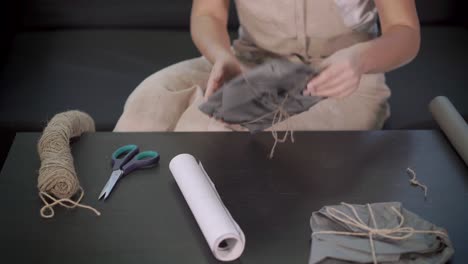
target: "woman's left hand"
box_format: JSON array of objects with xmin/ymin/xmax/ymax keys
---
[{"xmin": 304, "ymin": 45, "xmax": 365, "ymax": 98}]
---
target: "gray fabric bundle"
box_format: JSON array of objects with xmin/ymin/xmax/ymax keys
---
[
  {"xmin": 309, "ymin": 202, "xmax": 454, "ymax": 264},
  {"xmin": 199, "ymin": 59, "xmax": 323, "ymax": 132}
]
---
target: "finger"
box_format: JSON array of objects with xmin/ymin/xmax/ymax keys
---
[
  {"xmin": 205, "ymin": 70, "xmax": 223, "ymax": 99},
  {"xmin": 311, "ymin": 74, "xmax": 350, "ymax": 94},
  {"xmin": 205, "ymin": 79, "xmax": 215, "ymax": 99},
  {"xmin": 314, "ymin": 83, "xmax": 351, "ymax": 98},
  {"xmin": 205, "ymin": 79, "xmax": 221, "ymax": 99},
  {"xmin": 314, "ymin": 72, "xmax": 358, "ymax": 92},
  {"xmin": 305, "ymin": 71, "xmax": 349, "ymax": 96},
  {"xmin": 308, "ymin": 65, "xmax": 342, "ymax": 91}
]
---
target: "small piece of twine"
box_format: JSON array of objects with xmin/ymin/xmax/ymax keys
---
[
  {"xmin": 37, "ymin": 110, "xmax": 100, "ymax": 218},
  {"xmin": 313, "ymin": 203, "xmax": 448, "ymax": 264},
  {"xmin": 406, "ymin": 167, "xmax": 428, "ymax": 198}
]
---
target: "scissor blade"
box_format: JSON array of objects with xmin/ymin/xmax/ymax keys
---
[{"xmin": 98, "ymin": 170, "xmax": 123, "ymax": 200}]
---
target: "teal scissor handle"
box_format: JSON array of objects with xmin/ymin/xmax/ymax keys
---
[
  {"xmin": 122, "ymin": 150, "xmax": 160, "ymax": 172},
  {"xmin": 112, "ymin": 144, "xmax": 138, "ymax": 159},
  {"xmin": 111, "ymin": 144, "xmax": 139, "ymax": 170},
  {"xmin": 134, "ymin": 150, "xmax": 159, "ymax": 160}
]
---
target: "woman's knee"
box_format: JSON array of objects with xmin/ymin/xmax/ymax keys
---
[
  {"xmin": 114, "ymin": 112, "xmax": 165, "ymax": 132},
  {"xmin": 138, "ymin": 57, "xmax": 212, "ymax": 93}
]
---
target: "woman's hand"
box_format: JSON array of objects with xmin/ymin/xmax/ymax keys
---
[
  {"xmin": 205, "ymin": 54, "xmax": 243, "ymax": 99},
  {"xmin": 304, "ymin": 0, "xmax": 419, "ymax": 99},
  {"xmin": 304, "ymin": 45, "xmax": 365, "ymax": 99},
  {"xmin": 191, "ymin": 0, "xmax": 241, "ymax": 99}
]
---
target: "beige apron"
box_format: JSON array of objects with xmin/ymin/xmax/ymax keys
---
[{"xmin": 114, "ymin": 0, "xmax": 390, "ymax": 132}]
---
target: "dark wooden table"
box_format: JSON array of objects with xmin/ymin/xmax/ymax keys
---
[{"xmin": 0, "ymin": 131, "xmax": 467, "ymax": 263}]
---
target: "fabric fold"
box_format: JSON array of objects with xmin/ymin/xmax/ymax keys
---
[{"xmin": 199, "ymin": 59, "xmax": 323, "ymax": 132}]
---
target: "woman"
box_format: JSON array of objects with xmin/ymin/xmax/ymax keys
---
[{"xmin": 114, "ymin": 0, "xmax": 420, "ymax": 132}]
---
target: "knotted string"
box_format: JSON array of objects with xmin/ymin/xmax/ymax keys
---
[
  {"xmin": 313, "ymin": 203, "xmax": 448, "ymax": 264},
  {"xmin": 240, "ymin": 72, "xmax": 295, "ymax": 159},
  {"xmin": 241, "ymin": 94, "xmax": 295, "ymax": 158},
  {"xmin": 39, "ymin": 187, "xmax": 101, "ymax": 218},
  {"xmin": 406, "ymin": 167, "xmax": 428, "ymax": 198}
]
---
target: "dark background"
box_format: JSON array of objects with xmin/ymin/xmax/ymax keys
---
[{"xmin": 1, "ymin": 0, "xmax": 467, "ymax": 169}]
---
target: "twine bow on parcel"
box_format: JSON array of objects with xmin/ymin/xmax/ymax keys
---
[
  {"xmin": 37, "ymin": 110, "xmax": 100, "ymax": 218},
  {"xmin": 312, "ymin": 203, "xmax": 449, "ymax": 264}
]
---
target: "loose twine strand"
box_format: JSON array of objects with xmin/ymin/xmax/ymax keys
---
[
  {"xmin": 240, "ymin": 72, "xmax": 295, "ymax": 159},
  {"xmin": 37, "ymin": 110, "xmax": 100, "ymax": 218},
  {"xmin": 406, "ymin": 167, "xmax": 428, "ymax": 198},
  {"xmin": 313, "ymin": 203, "xmax": 447, "ymax": 264},
  {"xmin": 39, "ymin": 187, "xmax": 101, "ymax": 218}
]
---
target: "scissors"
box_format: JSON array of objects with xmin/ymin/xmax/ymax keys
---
[{"xmin": 98, "ymin": 144, "xmax": 160, "ymax": 200}]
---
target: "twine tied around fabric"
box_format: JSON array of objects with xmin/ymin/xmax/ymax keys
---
[
  {"xmin": 242, "ymin": 94, "xmax": 295, "ymax": 159},
  {"xmin": 312, "ymin": 202, "xmax": 448, "ymax": 264},
  {"xmin": 37, "ymin": 110, "xmax": 101, "ymax": 218},
  {"xmin": 406, "ymin": 167, "xmax": 428, "ymax": 198},
  {"xmin": 240, "ymin": 72, "xmax": 295, "ymax": 159}
]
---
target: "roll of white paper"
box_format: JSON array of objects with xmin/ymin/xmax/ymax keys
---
[
  {"xmin": 430, "ymin": 96, "xmax": 468, "ymax": 166},
  {"xmin": 169, "ymin": 154, "xmax": 246, "ymax": 261}
]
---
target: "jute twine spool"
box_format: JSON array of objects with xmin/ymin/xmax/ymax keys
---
[{"xmin": 37, "ymin": 110, "xmax": 100, "ymax": 218}]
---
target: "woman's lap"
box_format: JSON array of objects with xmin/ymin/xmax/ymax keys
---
[
  {"xmin": 115, "ymin": 57, "xmax": 391, "ymax": 132},
  {"xmin": 114, "ymin": 57, "xmax": 213, "ymax": 131}
]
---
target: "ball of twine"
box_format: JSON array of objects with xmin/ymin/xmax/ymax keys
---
[{"xmin": 37, "ymin": 110, "xmax": 100, "ymax": 218}]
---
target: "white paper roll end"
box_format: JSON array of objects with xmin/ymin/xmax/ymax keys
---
[
  {"xmin": 214, "ymin": 234, "xmax": 246, "ymax": 261},
  {"xmin": 169, "ymin": 153, "xmax": 246, "ymax": 261}
]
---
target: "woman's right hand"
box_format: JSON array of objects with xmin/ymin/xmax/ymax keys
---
[{"xmin": 205, "ymin": 54, "xmax": 243, "ymax": 99}]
